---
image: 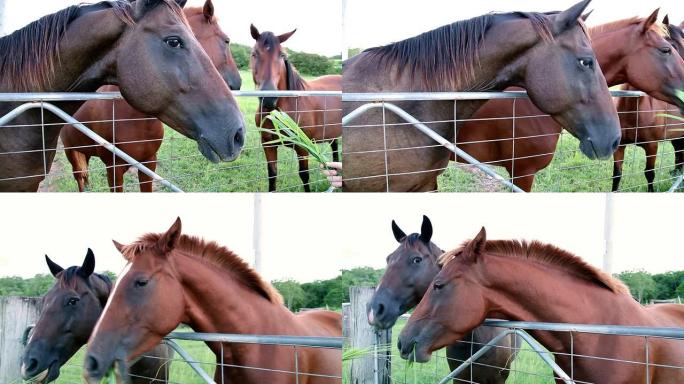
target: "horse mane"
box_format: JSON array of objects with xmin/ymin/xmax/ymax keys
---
[
  {"xmin": 0, "ymin": 0, "xmax": 184, "ymax": 91},
  {"xmin": 589, "ymin": 17, "xmax": 669, "ymax": 38},
  {"xmin": 440, "ymin": 239, "xmax": 629, "ymax": 295},
  {"xmin": 122, "ymin": 233, "xmax": 284, "ymax": 305},
  {"xmin": 361, "ymin": 12, "xmax": 555, "ymax": 91},
  {"xmin": 284, "ymin": 59, "xmax": 307, "ymax": 91}
]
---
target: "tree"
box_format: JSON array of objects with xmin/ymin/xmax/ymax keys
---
[
  {"xmin": 617, "ymin": 270, "xmax": 656, "ymax": 303},
  {"xmin": 272, "ymin": 279, "xmax": 307, "ymax": 311}
]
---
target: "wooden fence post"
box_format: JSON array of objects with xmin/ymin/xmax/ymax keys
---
[
  {"xmin": 0, "ymin": 296, "xmax": 42, "ymax": 384},
  {"xmin": 348, "ymin": 286, "xmax": 391, "ymax": 384},
  {"xmin": 342, "ymin": 302, "xmax": 351, "ymax": 346}
]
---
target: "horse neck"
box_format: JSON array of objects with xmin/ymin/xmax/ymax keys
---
[
  {"xmin": 175, "ymin": 252, "xmax": 294, "ymax": 336},
  {"xmin": 478, "ymin": 254, "xmax": 645, "ymax": 352},
  {"xmin": 590, "ymin": 26, "xmax": 640, "ymax": 86}
]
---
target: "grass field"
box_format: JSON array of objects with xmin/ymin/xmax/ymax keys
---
[
  {"xmin": 439, "ymin": 131, "xmax": 683, "ymax": 192},
  {"xmin": 46, "ymin": 70, "xmax": 337, "ymax": 192},
  {"xmin": 344, "ymin": 318, "xmax": 556, "ymax": 384}
]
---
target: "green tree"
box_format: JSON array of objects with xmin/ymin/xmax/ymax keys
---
[
  {"xmin": 272, "ymin": 279, "xmax": 307, "ymax": 311},
  {"xmin": 617, "ymin": 270, "xmax": 656, "ymax": 303},
  {"xmin": 230, "ymin": 43, "xmax": 251, "ymax": 70}
]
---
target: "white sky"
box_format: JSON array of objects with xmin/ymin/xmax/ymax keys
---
[
  {"xmin": 0, "ymin": 194, "xmax": 683, "ymax": 283},
  {"xmin": 346, "ymin": 0, "xmax": 684, "ymax": 49},
  {"xmin": 1, "ymin": 0, "xmax": 342, "ymax": 55}
]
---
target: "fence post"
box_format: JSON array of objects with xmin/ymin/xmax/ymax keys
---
[
  {"xmin": 0, "ymin": 296, "xmax": 42, "ymax": 383},
  {"xmin": 348, "ymin": 286, "xmax": 391, "ymax": 384},
  {"xmin": 342, "ymin": 303, "xmax": 351, "ymax": 345}
]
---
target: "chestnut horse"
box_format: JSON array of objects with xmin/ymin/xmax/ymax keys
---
[
  {"xmin": 250, "ymin": 25, "xmax": 341, "ymax": 192},
  {"xmin": 367, "ymin": 216, "xmax": 519, "ymax": 384},
  {"xmin": 453, "ymin": 11, "xmax": 684, "ymax": 192},
  {"xmin": 0, "ymin": 0, "xmax": 245, "ymax": 192},
  {"xmin": 343, "ymin": 0, "xmax": 621, "ymax": 192},
  {"xmin": 21, "ymin": 249, "xmax": 172, "ymax": 384},
  {"xmin": 613, "ymin": 19, "xmax": 684, "ymax": 192},
  {"xmin": 399, "ymin": 228, "xmax": 684, "ymax": 383},
  {"xmin": 60, "ymin": 0, "xmax": 242, "ymax": 192},
  {"xmin": 84, "ymin": 218, "xmax": 341, "ymax": 384}
]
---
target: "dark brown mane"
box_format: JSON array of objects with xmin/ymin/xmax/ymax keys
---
[
  {"xmin": 284, "ymin": 59, "xmax": 307, "ymax": 91},
  {"xmin": 440, "ymin": 239, "xmax": 629, "ymax": 295},
  {"xmin": 589, "ymin": 17, "xmax": 668, "ymax": 38},
  {"xmin": 0, "ymin": 0, "xmax": 184, "ymax": 91},
  {"xmin": 361, "ymin": 12, "xmax": 554, "ymax": 91},
  {"xmin": 121, "ymin": 233, "xmax": 284, "ymax": 305}
]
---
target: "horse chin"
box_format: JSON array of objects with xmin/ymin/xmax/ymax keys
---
[
  {"xmin": 579, "ymin": 138, "xmax": 613, "ymax": 160},
  {"xmin": 24, "ymin": 360, "xmax": 60, "ymax": 384},
  {"xmin": 197, "ymin": 139, "xmax": 222, "ymax": 164}
]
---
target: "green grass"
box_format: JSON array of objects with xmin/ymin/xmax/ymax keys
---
[
  {"xmin": 344, "ymin": 318, "xmax": 556, "ymax": 384},
  {"xmin": 47, "ymin": 70, "xmax": 337, "ymax": 192},
  {"xmin": 50, "ymin": 326, "xmax": 215, "ymax": 384},
  {"xmin": 439, "ymin": 132, "xmax": 684, "ymax": 192}
]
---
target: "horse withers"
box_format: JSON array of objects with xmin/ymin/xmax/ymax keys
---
[
  {"xmin": 368, "ymin": 216, "xmax": 518, "ymax": 384},
  {"xmin": 21, "ymin": 249, "xmax": 171, "ymax": 384},
  {"xmin": 60, "ymin": 0, "xmax": 243, "ymax": 192},
  {"xmin": 250, "ymin": 25, "xmax": 341, "ymax": 192}
]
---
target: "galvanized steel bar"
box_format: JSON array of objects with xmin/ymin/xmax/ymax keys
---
[
  {"xmin": 343, "ymin": 90, "xmax": 646, "ymax": 102},
  {"xmin": 0, "ymin": 102, "xmax": 183, "ymax": 192},
  {"xmin": 436, "ymin": 330, "xmax": 515, "ymax": 384},
  {"xmin": 515, "ymin": 330, "xmax": 575, "ymax": 384},
  {"xmin": 484, "ymin": 320, "xmax": 684, "ymax": 339},
  {"xmin": 343, "ymin": 102, "xmax": 525, "ymax": 192},
  {"xmin": 166, "ymin": 332, "xmax": 343, "ymax": 348}
]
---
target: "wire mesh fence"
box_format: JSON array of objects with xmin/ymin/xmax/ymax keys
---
[
  {"xmin": 344, "ymin": 317, "xmax": 684, "ymax": 384},
  {"xmin": 0, "ymin": 90, "xmax": 341, "ymax": 192},
  {"xmin": 19, "ymin": 327, "xmax": 343, "ymax": 384},
  {"xmin": 342, "ymin": 90, "xmax": 684, "ymax": 193}
]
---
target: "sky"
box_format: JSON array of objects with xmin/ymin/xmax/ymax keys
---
[
  {"xmin": 1, "ymin": 194, "xmax": 683, "ymax": 283},
  {"xmin": 345, "ymin": 0, "xmax": 684, "ymax": 49},
  {"xmin": 0, "ymin": 0, "xmax": 343, "ymax": 55}
]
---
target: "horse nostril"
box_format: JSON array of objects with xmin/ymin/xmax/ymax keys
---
[
  {"xmin": 26, "ymin": 358, "xmax": 38, "ymax": 373},
  {"xmin": 612, "ymin": 137, "xmax": 620, "ymax": 151},
  {"xmin": 376, "ymin": 303, "xmax": 385, "ymax": 316},
  {"xmin": 397, "ymin": 339, "xmax": 402, "ymax": 352},
  {"xmin": 85, "ymin": 355, "xmax": 99, "ymax": 374},
  {"xmin": 234, "ymin": 128, "xmax": 244, "ymax": 147}
]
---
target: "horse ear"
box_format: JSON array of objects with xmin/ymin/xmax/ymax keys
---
[
  {"xmin": 158, "ymin": 217, "xmax": 182, "ymax": 253},
  {"xmin": 112, "ymin": 240, "xmax": 126, "ymax": 254},
  {"xmin": 463, "ymin": 227, "xmax": 487, "ymax": 262},
  {"xmin": 554, "ymin": 0, "xmax": 591, "ymax": 33},
  {"xmin": 78, "ymin": 248, "xmax": 95, "ymax": 278},
  {"xmin": 45, "ymin": 255, "xmax": 64, "ymax": 277},
  {"xmin": 203, "ymin": 0, "xmax": 214, "ymax": 20},
  {"xmin": 391, "ymin": 220, "xmax": 407, "ymax": 242},
  {"xmin": 642, "ymin": 8, "xmax": 660, "ymax": 34},
  {"xmin": 663, "ymin": 15, "xmax": 670, "ymax": 26},
  {"xmin": 250, "ymin": 24, "xmax": 261, "ymax": 40},
  {"xmin": 278, "ymin": 29, "xmax": 297, "ymax": 43},
  {"xmin": 419, "ymin": 215, "xmax": 432, "ymax": 243},
  {"xmin": 580, "ymin": 10, "xmax": 594, "ymax": 22}
]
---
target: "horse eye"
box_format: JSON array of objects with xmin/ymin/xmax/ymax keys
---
[
  {"xmin": 433, "ymin": 282, "xmax": 445, "ymax": 291},
  {"xmin": 135, "ymin": 279, "xmax": 149, "ymax": 288},
  {"xmin": 660, "ymin": 47, "xmax": 673, "ymax": 55},
  {"xmin": 578, "ymin": 58, "xmax": 593, "ymax": 69},
  {"xmin": 66, "ymin": 297, "xmax": 79, "ymax": 306},
  {"xmin": 164, "ymin": 37, "xmax": 183, "ymax": 49},
  {"xmin": 412, "ymin": 257, "xmax": 422, "ymax": 264}
]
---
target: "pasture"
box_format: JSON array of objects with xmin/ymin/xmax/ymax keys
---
[
  {"xmin": 44, "ymin": 71, "xmax": 337, "ymax": 192},
  {"xmin": 344, "ymin": 318, "xmax": 555, "ymax": 384},
  {"xmin": 439, "ymin": 133, "xmax": 682, "ymax": 192}
]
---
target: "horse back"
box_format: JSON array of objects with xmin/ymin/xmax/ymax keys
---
[{"xmin": 295, "ymin": 309, "xmax": 342, "ymax": 337}]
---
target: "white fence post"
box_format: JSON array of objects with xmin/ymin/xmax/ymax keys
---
[
  {"xmin": 603, "ymin": 193, "xmax": 614, "ymax": 274},
  {"xmin": 0, "ymin": 297, "xmax": 42, "ymax": 383},
  {"xmin": 348, "ymin": 286, "xmax": 391, "ymax": 384}
]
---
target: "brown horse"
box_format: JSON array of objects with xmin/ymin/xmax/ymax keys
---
[
  {"xmin": 399, "ymin": 227, "xmax": 684, "ymax": 383},
  {"xmin": 367, "ymin": 216, "xmax": 519, "ymax": 384},
  {"xmin": 612, "ymin": 19, "xmax": 684, "ymax": 192},
  {"xmin": 60, "ymin": 0, "xmax": 242, "ymax": 192},
  {"xmin": 250, "ymin": 25, "xmax": 341, "ymax": 192},
  {"xmin": 21, "ymin": 249, "xmax": 172, "ymax": 384},
  {"xmin": 84, "ymin": 218, "xmax": 341, "ymax": 384},
  {"xmin": 343, "ymin": 0, "xmax": 621, "ymax": 192},
  {"xmin": 453, "ymin": 11, "xmax": 684, "ymax": 192},
  {"xmin": 0, "ymin": 0, "xmax": 245, "ymax": 192}
]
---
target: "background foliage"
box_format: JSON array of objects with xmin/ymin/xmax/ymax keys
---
[{"xmin": 230, "ymin": 43, "xmax": 342, "ymax": 75}]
